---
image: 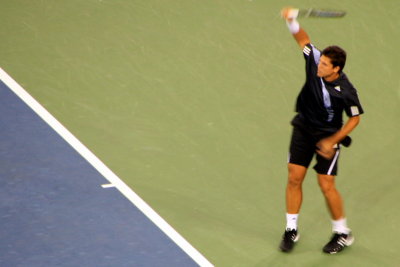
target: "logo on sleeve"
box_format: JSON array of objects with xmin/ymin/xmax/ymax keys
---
[
  {"xmin": 350, "ymin": 106, "xmax": 360, "ymax": 116},
  {"xmin": 303, "ymin": 46, "xmax": 311, "ymax": 56}
]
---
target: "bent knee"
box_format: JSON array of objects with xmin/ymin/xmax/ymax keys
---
[
  {"xmin": 287, "ymin": 170, "xmax": 306, "ymax": 187},
  {"xmin": 287, "ymin": 177, "xmax": 303, "ymax": 189},
  {"xmin": 318, "ymin": 179, "xmax": 336, "ymax": 195},
  {"xmin": 287, "ymin": 164, "xmax": 307, "ymax": 186}
]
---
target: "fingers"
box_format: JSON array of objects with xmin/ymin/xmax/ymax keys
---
[
  {"xmin": 280, "ymin": 8, "xmax": 290, "ymax": 19},
  {"xmin": 281, "ymin": 7, "xmax": 299, "ymax": 20},
  {"xmin": 316, "ymin": 148, "xmax": 335, "ymax": 160}
]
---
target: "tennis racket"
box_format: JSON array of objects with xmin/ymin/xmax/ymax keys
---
[{"xmin": 297, "ymin": 8, "xmax": 346, "ymax": 18}]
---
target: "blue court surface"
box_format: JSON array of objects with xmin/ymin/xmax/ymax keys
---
[{"xmin": 0, "ymin": 73, "xmax": 211, "ymax": 266}]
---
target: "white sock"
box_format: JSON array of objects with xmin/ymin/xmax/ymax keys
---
[
  {"xmin": 332, "ymin": 218, "xmax": 350, "ymax": 234},
  {"xmin": 286, "ymin": 213, "xmax": 299, "ymax": 230}
]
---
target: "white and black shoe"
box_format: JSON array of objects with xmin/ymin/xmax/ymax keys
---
[
  {"xmin": 323, "ymin": 232, "xmax": 354, "ymax": 254},
  {"xmin": 279, "ymin": 228, "xmax": 300, "ymax": 252}
]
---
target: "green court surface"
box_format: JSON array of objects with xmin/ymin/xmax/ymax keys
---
[{"xmin": 1, "ymin": 0, "xmax": 399, "ymax": 266}]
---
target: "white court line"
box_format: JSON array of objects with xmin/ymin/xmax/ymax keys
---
[{"xmin": 0, "ymin": 68, "xmax": 213, "ymax": 267}]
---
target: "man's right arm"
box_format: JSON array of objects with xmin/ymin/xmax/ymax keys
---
[
  {"xmin": 281, "ymin": 7, "xmax": 311, "ymax": 49},
  {"xmin": 292, "ymin": 27, "xmax": 311, "ymax": 49}
]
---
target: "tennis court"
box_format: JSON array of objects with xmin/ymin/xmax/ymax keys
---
[{"xmin": 1, "ymin": 0, "xmax": 399, "ymax": 266}]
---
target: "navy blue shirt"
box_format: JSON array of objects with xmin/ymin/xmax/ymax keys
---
[{"xmin": 292, "ymin": 43, "xmax": 364, "ymax": 133}]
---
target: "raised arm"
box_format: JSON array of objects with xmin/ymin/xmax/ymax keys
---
[{"xmin": 281, "ymin": 7, "xmax": 311, "ymax": 49}]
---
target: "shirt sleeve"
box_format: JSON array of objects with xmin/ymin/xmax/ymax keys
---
[
  {"xmin": 303, "ymin": 43, "xmax": 321, "ymax": 65},
  {"xmin": 344, "ymin": 86, "xmax": 364, "ymax": 117}
]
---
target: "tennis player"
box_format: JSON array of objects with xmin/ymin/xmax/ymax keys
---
[{"xmin": 279, "ymin": 7, "xmax": 364, "ymax": 254}]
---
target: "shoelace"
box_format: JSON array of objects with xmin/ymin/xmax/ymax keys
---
[
  {"xmin": 337, "ymin": 236, "xmax": 346, "ymax": 247},
  {"xmin": 330, "ymin": 234, "xmax": 347, "ymax": 247}
]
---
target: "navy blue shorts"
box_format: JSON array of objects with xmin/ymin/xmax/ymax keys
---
[{"xmin": 288, "ymin": 126, "xmax": 340, "ymax": 176}]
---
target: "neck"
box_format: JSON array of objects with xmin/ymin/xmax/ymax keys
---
[{"xmin": 324, "ymin": 72, "xmax": 340, "ymax": 82}]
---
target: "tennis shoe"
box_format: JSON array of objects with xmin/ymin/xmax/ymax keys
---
[
  {"xmin": 279, "ymin": 228, "xmax": 299, "ymax": 252},
  {"xmin": 323, "ymin": 232, "xmax": 354, "ymax": 254}
]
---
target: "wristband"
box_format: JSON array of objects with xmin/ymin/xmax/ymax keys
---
[{"xmin": 286, "ymin": 19, "xmax": 300, "ymax": 34}]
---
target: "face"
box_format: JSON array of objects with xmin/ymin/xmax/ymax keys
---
[{"xmin": 317, "ymin": 55, "xmax": 340, "ymax": 81}]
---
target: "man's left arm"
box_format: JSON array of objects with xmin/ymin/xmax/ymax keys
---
[{"xmin": 316, "ymin": 115, "xmax": 361, "ymax": 159}]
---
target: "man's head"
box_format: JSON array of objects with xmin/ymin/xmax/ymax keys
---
[{"xmin": 317, "ymin": 46, "xmax": 347, "ymax": 81}]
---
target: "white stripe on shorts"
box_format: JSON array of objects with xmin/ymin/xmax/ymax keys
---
[{"xmin": 327, "ymin": 149, "xmax": 340, "ymax": 175}]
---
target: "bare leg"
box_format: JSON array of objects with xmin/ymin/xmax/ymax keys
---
[
  {"xmin": 286, "ymin": 163, "xmax": 307, "ymax": 214},
  {"xmin": 317, "ymin": 174, "xmax": 345, "ymax": 220}
]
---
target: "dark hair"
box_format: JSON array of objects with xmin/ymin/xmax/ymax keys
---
[{"xmin": 321, "ymin": 46, "xmax": 347, "ymax": 73}]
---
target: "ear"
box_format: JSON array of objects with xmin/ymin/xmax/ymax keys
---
[{"xmin": 333, "ymin": 65, "xmax": 341, "ymax": 74}]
